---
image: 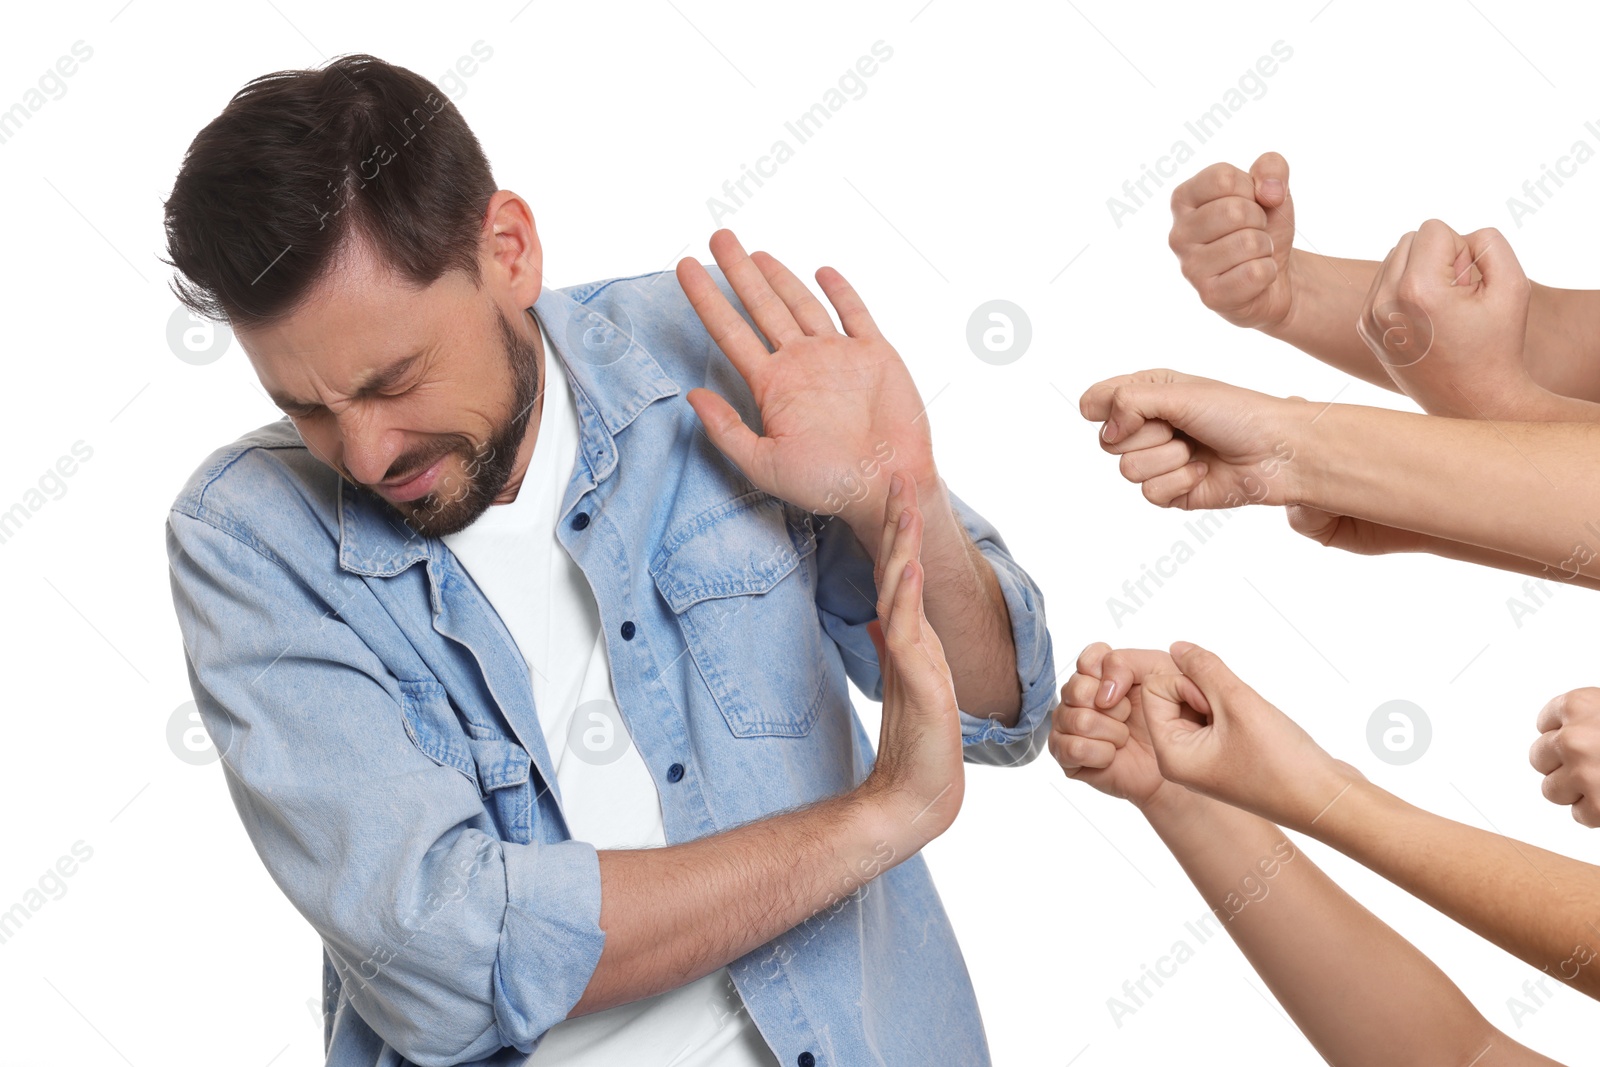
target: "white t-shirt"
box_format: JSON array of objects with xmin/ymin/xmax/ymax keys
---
[{"xmin": 441, "ymin": 322, "xmax": 777, "ymax": 1067}]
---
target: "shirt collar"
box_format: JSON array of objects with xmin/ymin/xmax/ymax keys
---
[{"xmin": 337, "ymin": 280, "xmax": 680, "ymax": 576}]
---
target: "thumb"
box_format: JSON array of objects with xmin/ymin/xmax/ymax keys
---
[
  {"xmin": 1169, "ymin": 641, "xmax": 1241, "ymax": 721},
  {"xmin": 686, "ymin": 387, "xmax": 765, "ymax": 481},
  {"xmin": 1138, "ymin": 669, "xmax": 1211, "ymax": 779},
  {"xmin": 1250, "ymin": 152, "xmax": 1294, "ymax": 258},
  {"xmin": 1460, "ymin": 227, "xmax": 1527, "ymax": 295}
]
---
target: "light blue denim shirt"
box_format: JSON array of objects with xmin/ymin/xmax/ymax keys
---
[{"xmin": 166, "ymin": 267, "xmax": 1058, "ymax": 1067}]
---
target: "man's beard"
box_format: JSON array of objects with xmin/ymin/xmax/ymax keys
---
[{"xmin": 384, "ymin": 306, "xmax": 542, "ymax": 539}]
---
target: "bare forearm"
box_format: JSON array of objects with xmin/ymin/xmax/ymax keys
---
[
  {"xmin": 1263, "ymin": 251, "xmax": 1395, "ymax": 391},
  {"xmin": 1329, "ymin": 515, "xmax": 1600, "ymax": 591},
  {"xmin": 1296, "ymin": 780, "xmax": 1600, "ymax": 1002},
  {"xmin": 1142, "ymin": 786, "xmax": 1558, "ymax": 1066},
  {"xmin": 1302, "ymin": 403, "xmax": 1600, "ymax": 579},
  {"xmin": 1526, "ymin": 284, "xmax": 1600, "ymax": 404},
  {"xmin": 572, "ymin": 790, "xmax": 898, "ymax": 1016},
  {"xmin": 1266, "ymin": 255, "xmax": 1600, "ymax": 411},
  {"xmin": 896, "ymin": 484, "xmax": 1020, "ymax": 723}
]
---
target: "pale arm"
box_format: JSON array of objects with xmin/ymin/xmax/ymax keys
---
[
  {"xmin": 1143, "ymin": 785, "xmax": 1563, "ymax": 1067},
  {"xmin": 1285, "ymin": 778, "xmax": 1600, "ymax": 1003},
  {"xmin": 1276, "ymin": 250, "xmax": 1600, "ymax": 418}
]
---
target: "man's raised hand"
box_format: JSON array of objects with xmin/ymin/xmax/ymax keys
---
[{"xmin": 676, "ymin": 230, "xmax": 937, "ymax": 550}]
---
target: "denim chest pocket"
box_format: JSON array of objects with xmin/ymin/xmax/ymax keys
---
[
  {"xmin": 397, "ymin": 678, "xmax": 534, "ymax": 838},
  {"xmin": 650, "ymin": 491, "xmax": 828, "ymax": 738}
]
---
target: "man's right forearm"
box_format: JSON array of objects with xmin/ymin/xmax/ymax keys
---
[{"xmin": 569, "ymin": 787, "xmax": 904, "ymax": 1018}]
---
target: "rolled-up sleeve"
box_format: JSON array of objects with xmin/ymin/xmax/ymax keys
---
[
  {"xmin": 813, "ymin": 489, "xmax": 1057, "ymax": 768},
  {"xmin": 167, "ymin": 510, "xmax": 605, "ymax": 1065}
]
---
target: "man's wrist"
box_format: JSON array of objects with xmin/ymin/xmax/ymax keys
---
[
  {"xmin": 848, "ymin": 777, "xmax": 942, "ymax": 861},
  {"xmin": 844, "ymin": 463, "xmax": 951, "ymax": 561}
]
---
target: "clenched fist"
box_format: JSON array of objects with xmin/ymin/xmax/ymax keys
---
[{"xmin": 1169, "ymin": 151, "xmax": 1297, "ymax": 331}]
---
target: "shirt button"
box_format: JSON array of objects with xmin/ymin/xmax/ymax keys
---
[
  {"xmin": 798, "ymin": 1054, "xmax": 815, "ymax": 1067},
  {"xmin": 620, "ymin": 620, "xmax": 636, "ymax": 640},
  {"xmin": 667, "ymin": 762, "xmax": 685, "ymax": 783},
  {"xmin": 570, "ymin": 512, "xmax": 591, "ymax": 530}
]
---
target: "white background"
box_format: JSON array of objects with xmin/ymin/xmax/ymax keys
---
[{"xmin": 3, "ymin": 0, "xmax": 1598, "ymax": 1063}]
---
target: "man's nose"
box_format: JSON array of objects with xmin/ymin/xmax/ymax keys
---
[{"xmin": 337, "ymin": 411, "xmax": 403, "ymax": 486}]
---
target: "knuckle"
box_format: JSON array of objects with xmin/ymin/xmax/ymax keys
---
[
  {"xmin": 1222, "ymin": 197, "xmax": 1254, "ymax": 231},
  {"xmin": 1077, "ymin": 641, "xmax": 1111, "ymax": 672}
]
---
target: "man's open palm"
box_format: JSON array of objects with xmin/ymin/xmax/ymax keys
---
[{"xmin": 676, "ymin": 229, "xmax": 935, "ymax": 529}]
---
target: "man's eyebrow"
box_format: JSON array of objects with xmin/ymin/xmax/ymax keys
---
[{"xmin": 268, "ymin": 348, "xmax": 429, "ymax": 411}]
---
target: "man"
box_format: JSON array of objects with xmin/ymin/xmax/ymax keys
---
[{"xmin": 163, "ymin": 54, "xmax": 1057, "ymax": 1067}]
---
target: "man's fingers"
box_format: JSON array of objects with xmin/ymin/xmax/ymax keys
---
[
  {"xmin": 686, "ymin": 388, "xmax": 766, "ymax": 482},
  {"xmin": 751, "ymin": 249, "xmax": 839, "ymax": 336},
  {"xmin": 877, "ymin": 505, "xmax": 923, "ymax": 628},
  {"xmin": 677, "ymin": 255, "xmax": 775, "ymax": 389},
  {"xmin": 707, "ymin": 229, "xmax": 803, "ymax": 349},
  {"xmin": 873, "ymin": 474, "xmax": 917, "ymax": 600},
  {"xmin": 815, "ymin": 265, "xmax": 884, "ymax": 341}
]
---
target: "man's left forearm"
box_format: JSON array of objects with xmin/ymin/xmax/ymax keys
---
[{"xmin": 853, "ymin": 476, "xmax": 1021, "ymax": 724}]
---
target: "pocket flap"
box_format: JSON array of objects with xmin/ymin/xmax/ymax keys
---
[{"xmin": 650, "ymin": 491, "xmax": 812, "ymax": 613}]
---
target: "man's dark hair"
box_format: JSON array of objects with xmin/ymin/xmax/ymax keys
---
[{"xmin": 161, "ymin": 53, "xmax": 497, "ymax": 329}]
